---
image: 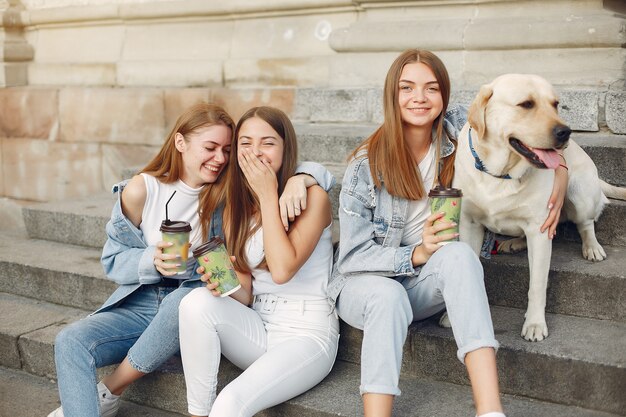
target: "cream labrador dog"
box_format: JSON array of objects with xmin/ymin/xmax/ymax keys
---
[{"xmin": 452, "ymin": 74, "xmax": 626, "ymax": 342}]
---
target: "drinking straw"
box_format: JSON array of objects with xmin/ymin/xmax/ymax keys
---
[{"xmin": 164, "ymin": 190, "xmax": 177, "ymax": 225}]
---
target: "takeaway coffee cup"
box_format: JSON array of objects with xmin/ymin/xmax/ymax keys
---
[
  {"xmin": 428, "ymin": 186, "xmax": 462, "ymax": 244},
  {"xmin": 193, "ymin": 237, "xmax": 241, "ymax": 297},
  {"xmin": 160, "ymin": 220, "xmax": 192, "ymax": 274}
]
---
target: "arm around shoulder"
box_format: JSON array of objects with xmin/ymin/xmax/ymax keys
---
[{"xmin": 295, "ymin": 161, "xmax": 336, "ymax": 192}]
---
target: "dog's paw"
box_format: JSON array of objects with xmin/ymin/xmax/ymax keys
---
[
  {"xmin": 497, "ymin": 237, "xmax": 527, "ymax": 254},
  {"xmin": 582, "ymin": 243, "xmax": 607, "ymax": 262},
  {"xmin": 438, "ymin": 312, "xmax": 451, "ymax": 328},
  {"xmin": 521, "ymin": 319, "xmax": 548, "ymax": 342}
]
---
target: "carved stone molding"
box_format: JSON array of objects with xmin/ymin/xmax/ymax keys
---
[
  {"xmin": 0, "ymin": 1, "xmax": 33, "ymax": 86},
  {"xmin": 329, "ymin": 1, "xmax": 626, "ymax": 52},
  {"xmin": 23, "ymin": 0, "xmax": 355, "ymax": 26}
]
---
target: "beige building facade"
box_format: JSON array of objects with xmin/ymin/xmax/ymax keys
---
[
  {"xmin": 0, "ymin": 0, "xmax": 624, "ymax": 209},
  {"xmin": 3, "ymin": 0, "xmax": 624, "ymax": 88}
]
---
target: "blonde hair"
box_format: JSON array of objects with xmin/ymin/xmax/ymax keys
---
[{"xmin": 350, "ymin": 49, "xmax": 454, "ymax": 199}]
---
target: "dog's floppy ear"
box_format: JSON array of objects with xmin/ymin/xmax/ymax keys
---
[{"xmin": 468, "ymin": 84, "xmax": 493, "ymax": 139}]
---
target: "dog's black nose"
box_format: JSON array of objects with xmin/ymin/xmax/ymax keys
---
[{"xmin": 553, "ymin": 124, "xmax": 571, "ymax": 145}]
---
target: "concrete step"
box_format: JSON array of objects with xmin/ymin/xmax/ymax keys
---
[
  {"xmin": 85, "ymin": 361, "xmax": 626, "ymax": 417},
  {"xmin": 0, "ymin": 233, "xmax": 115, "ymax": 311},
  {"xmin": 293, "ymin": 88, "xmax": 624, "ymax": 136},
  {"xmin": 0, "ymin": 366, "xmax": 185, "ymax": 417},
  {"xmin": 1, "ymin": 293, "xmax": 620, "ymax": 417},
  {"xmin": 0, "ymin": 293, "xmax": 86, "ymax": 374},
  {"xmin": 338, "ymin": 305, "xmax": 626, "ymax": 416},
  {"xmin": 295, "ymin": 125, "xmax": 626, "ymax": 187},
  {"xmin": 22, "ymin": 193, "xmax": 113, "ymax": 249},
  {"xmin": 574, "ymin": 132, "xmax": 626, "ymax": 189},
  {"xmin": 269, "ymin": 360, "xmax": 623, "ymax": 417},
  {"xmin": 294, "ymin": 122, "xmax": 373, "ymax": 166},
  {"xmin": 2, "ymin": 230, "xmax": 623, "ymax": 322},
  {"xmin": 559, "ymin": 198, "xmax": 626, "ymax": 248},
  {"xmin": 20, "ymin": 177, "xmax": 626, "ymax": 254},
  {"xmin": 483, "ymin": 241, "xmax": 626, "ymax": 321}
]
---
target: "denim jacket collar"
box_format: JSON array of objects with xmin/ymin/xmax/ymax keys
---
[
  {"xmin": 441, "ymin": 104, "xmax": 466, "ymax": 158},
  {"xmin": 441, "ymin": 119, "xmax": 457, "ymax": 158}
]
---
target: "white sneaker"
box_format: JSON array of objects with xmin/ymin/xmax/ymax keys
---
[
  {"xmin": 46, "ymin": 382, "xmax": 120, "ymax": 417},
  {"xmin": 97, "ymin": 381, "xmax": 121, "ymax": 417},
  {"xmin": 46, "ymin": 407, "xmax": 63, "ymax": 417}
]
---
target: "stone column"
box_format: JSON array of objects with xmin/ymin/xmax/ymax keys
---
[{"xmin": 0, "ymin": 0, "xmax": 33, "ymax": 86}]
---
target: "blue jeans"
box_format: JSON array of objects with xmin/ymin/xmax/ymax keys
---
[
  {"xmin": 54, "ymin": 284, "xmax": 198, "ymax": 417},
  {"xmin": 335, "ymin": 242, "xmax": 499, "ymax": 396}
]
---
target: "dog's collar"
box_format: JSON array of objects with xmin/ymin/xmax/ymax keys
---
[{"xmin": 468, "ymin": 127, "xmax": 512, "ymax": 180}]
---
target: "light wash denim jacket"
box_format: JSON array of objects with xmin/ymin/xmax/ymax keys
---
[
  {"xmin": 328, "ymin": 105, "xmax": 467, "ymax": 303},
  {"xmin": 96, "ymin": 161, "xmax": 336, "ymax": 315}
]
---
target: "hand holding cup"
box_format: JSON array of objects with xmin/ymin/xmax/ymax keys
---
[
  {"xmin": 194, "ymin": 237, "xmax": 241, "ymax": 297},
  {"xmin": 197, "ymin": 254, "xmax": 238, "ymax": 297},
  {"xmin": 159, "ymin": 191, "xmax": 192, "ymax": 275},
  {"xmin": 154, "ymin": 240, "xmax": 180, "ymax": 276},
  {"xmin": 428, "ymin": 186, "xmax": 462, "ymax": 244},
  {"xmin": 412, "ymin": 211, "xmax": 458, "ymax": 266},
  {"xmin": 160, "ymin": 220, "xmax": 191, "ymax": 275}
]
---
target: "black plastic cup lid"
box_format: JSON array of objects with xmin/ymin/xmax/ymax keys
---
[
  {"xmin": 160, "ymin": 220, "xmax": 191, "ymax": 233},
  {"xmin": 193, "ymin": 236, "xmax": 224, "ymax": 258},
  {"xmin": 428, "ymin": 185, "xmax": 462, "ymax": 198}
]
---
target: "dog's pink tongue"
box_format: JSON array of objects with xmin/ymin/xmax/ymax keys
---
[{"xmin": 532, "ymin": 148, "xmax": 561, "ymax": 169}]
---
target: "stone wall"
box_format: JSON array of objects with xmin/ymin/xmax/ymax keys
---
[
  {"xmin": 0, "ymin": 0, "xmax": 624, "ymax": 206},
  {"xmin": 2, "ymin": 0, "xmax": 623, "ymax": 89},
  {"xmin": 0, "ymin": 86, "xmax": 298, "ymax": 201}
]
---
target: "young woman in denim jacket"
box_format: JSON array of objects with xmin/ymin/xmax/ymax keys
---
[
  {"xmin": 330, "ymin": 50, "xmax": 568, "ymax": 417},
  {"xmin": 178, "ymin": 106, "xmax": 339, "ymax": 417},
  {"xmin": 48, "ymin": 103, "xmax": 334, "ymax": 417}
]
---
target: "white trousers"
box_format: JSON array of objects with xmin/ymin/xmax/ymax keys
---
[{"xmin": 179, "ymin": 288, "xmax": 340, "ymax": 417}]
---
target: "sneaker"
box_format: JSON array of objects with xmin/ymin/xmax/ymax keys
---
[
  {"xmin": 46, "ymin": 382, "xmax": 120, "ymax": 417},
  {"xmin": 97, "ymin": 381, "xmax": 121, "ymax": 417},
  {"xmin": 46, "ymin": 407, "xmax": 63, "ymax": 417}
]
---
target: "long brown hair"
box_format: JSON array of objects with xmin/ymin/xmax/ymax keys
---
[
  {"xmin": 350, "ymin": 49, "xmax": 454, "ymax": 199},
  {"xmin": 141, "ymin": 102, "xmax": 235, "ymax": 239},
  {"xmin": 225, "ymin": 106, "xmax": 298, "ymax": 273}
]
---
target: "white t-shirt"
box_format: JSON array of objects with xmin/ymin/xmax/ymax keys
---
[
  {"xmin": 246, "ymin": 223, "xmax": 333, "ymax": 300},
  {"xmin": 401, "ymin": 143, "xmax": 437, "ymax": 246},
  {"xmin": 139, "ymin": 173, "xmax": 203, "ymax": 254}
]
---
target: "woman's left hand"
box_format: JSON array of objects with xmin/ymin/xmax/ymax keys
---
[
  {"xmin": 540, "ymin": 164, "xmax": 568, "ymax": 238},
  {"xmin": 238, "ymin": 148, "xmax": 278, "ymax": 200}
]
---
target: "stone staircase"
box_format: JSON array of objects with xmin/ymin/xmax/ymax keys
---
[{"xmin": 1, "ymin": 88, "xmax": 626, "ymax": 416}]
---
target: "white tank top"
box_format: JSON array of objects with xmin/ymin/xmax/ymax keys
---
[
  {"xmin": 401, "ymin": 142, "xmax": 436, "ymax": 246},
  {"xmin": 246, "ymin": 223, "xmax": 333, "ymax": 300},
  {"xmin": 139, "ymin": 173, "xmax": 203, "ymax": 254}
]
